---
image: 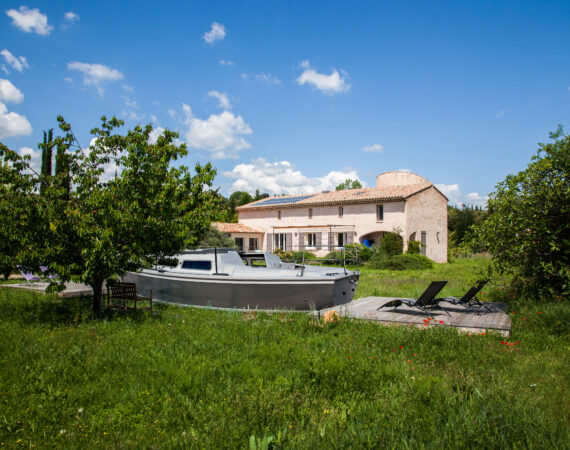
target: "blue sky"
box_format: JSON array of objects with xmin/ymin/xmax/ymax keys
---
[{"xmin": 1, "ymin": 0, "xmax": 569, "ymax": 206}]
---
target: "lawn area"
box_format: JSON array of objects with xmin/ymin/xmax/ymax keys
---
[{"xmin": 0, "ymin": 257, "xmax": 568, "ymax": 448}]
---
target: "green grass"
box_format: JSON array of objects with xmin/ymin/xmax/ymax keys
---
[{"xmin": 0, "ymin": 257, "xmax": 568, "ymax": 448}]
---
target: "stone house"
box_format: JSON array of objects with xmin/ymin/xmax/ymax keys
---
[{"xmin": 214, "ymin": 171, "xmax": 448, "ymax": 262}]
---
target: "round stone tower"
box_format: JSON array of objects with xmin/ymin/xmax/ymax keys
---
[{"xmin": 375, "ymin": 171, "xmax": 429, "ymax": 187}]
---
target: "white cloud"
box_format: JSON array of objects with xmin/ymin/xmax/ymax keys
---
[
  {"xmin": 495, "ymin": 109, "xmax": 507, "ymax": 118},
  {"xmin": 67, "ymin": 62, "xmax": 123, "ymax": 96},
  {"xmin": 123, "ymin": 97, "xmax": 138, "ymax": 109},
  {"xmin": 148, "ymin": 126, "xmax": 165, "ymax": 144},
  {"xmin": 1, "ymin": 66, "xmax": 8, "ymax": 75},
  {"xmin": 0, "ymin": 102, "xmax": 32, "ymax": 139},
  {"xmin": 362, "ymin": 144, "xmax": 383, "ymax": 153},
  {"xmin": 6, "ymin": 6, "xmax": 52, "ymax": 35},
  {"xmin": 182, "ymin": 103, "xmax": 252, "ymax": 159},
  {"xmin": 224, "ymin": 158, "xmax": 364, "ymax": 195},
  {"xmin": 202, "ymin": 22, "xmax": 226, "ymax": 44},
  {"xmin": 241, "ymin": 72, "xmax": 282, "ymax": 85},
  {"xmin": 0, "ymin": 79, "xmax": 24, "ymax": 103},
  {"xmin": 1, "ymin": 49, "xmax": 29, "ymax": 73},
  {"xmin": 64, "ymin": 11, "xmax": 79, "ymax": 22},
  {"xmin": 121, "ymin": 84, "xmax": 134, "ymax": 93},
  {"xmin": 219, "ymin": 59, "xmax": 234, "ymax": 66},
  {"xmin": 296, "ymin": 60, "xmax": 350, "ymax": 94},
  {"xmin": 64, "ymin": 77, "xmax": 73, "ymax": 83},
  {"xmin": 207, "ymin": 90, "xmax": 232, "ymax": 109},
  {"xmin": 18, "ymin": 146, "xmax": 41, "ymax": 173},
  {"xmin": 435, "ymin": 183, "xmax": 488, "ymax": 208}
]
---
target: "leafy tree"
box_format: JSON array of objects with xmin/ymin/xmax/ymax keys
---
[
  {"xmin": 199, "ymin": 226, "xmax": 237, "ymax": 249},
  {"xmin": 335, "ymin": 179, "xmax": 363, "ymax": 191},
  {"xmin": 16, "ymin": 116, "xmax": 218, "ymax": 314},
  {"xmin": 448, "ymin": 205, "xmax": 488, "ymax": 247},
  {"xmin": 469, "ymin": 127, "xmax": 570, "ymax": 300},
  {"xmin": 0, "ymin": 144, "xmax": 41, "ymax": 279}
]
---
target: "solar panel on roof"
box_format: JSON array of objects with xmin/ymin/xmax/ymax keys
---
[{"xmin": 255, "ymin": 195, "xmax": 314, "ymax": 206}]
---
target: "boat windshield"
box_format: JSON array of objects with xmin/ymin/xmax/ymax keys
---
[{"xmin": 181, "ymin": 260, "xmax": 212, "ymax": 270}]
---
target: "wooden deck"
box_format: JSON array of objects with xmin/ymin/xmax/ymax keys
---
[{"xmin": 320, "ymin": 296, "xmax": 512, "ymax": 336}]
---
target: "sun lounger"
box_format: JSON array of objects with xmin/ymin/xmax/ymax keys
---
[
  {"xmin": 378, "ymin": 281, "xmax": 448, "ymax": 312},
  {"xmin": 436, "ymin": 279, "xmax": 491, "ymax": 311},
  {"xmin": 17, "ymin": 266, "xmax": 41, "ymax": 285},
  {"xmin": 39, "ymin": 265, "xmax": 58, "ymax": 281}
]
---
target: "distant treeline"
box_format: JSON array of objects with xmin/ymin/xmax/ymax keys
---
[{"xmin": 447, "ymin": 205, "xmax": 488, "ymax": 248}]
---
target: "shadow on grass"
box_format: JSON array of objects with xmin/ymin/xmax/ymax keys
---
[{"xmin": 0, "ymin": 289, "xmax": 160, "ymax": 326}]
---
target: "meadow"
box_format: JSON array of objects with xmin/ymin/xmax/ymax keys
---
[{"xmin": 0, "ymin": 256, "xmax": 568, "ymax": 448}]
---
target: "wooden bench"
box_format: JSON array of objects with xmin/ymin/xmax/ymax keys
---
[{"xmin": 106, "ymin": 281, "xmax": 152, "ymax": 311}]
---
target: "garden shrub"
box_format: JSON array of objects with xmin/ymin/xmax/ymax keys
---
[
  {"xmin": 346, "ymin": 243, "xmax": 372, "ymax": 262},
  {"xmin": 406, "ymin": 240, "xmax": 421, "ymax": 254},
  {"xmin": 380, "ymin": 232, "xmax": 403, "ymax": 256}
]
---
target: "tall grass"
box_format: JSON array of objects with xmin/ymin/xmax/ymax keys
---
[{"xmin": 0, "ymin": 257, "xmax": 568, "ymax": 448}]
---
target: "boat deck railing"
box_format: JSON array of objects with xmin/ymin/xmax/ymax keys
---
[{"xmin": 294, "ymin": 245, "xmax": 359, "ymax": 277}]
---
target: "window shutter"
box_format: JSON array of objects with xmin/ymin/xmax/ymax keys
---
[
  {"xmin": 328, "ymin": 232, "xmax": 334, "ymax": 250},
  {"xmin": 421, "ymin": 231, "xmax": 427, "ymax": 256},
  {"xmin": 298, "ymin": 232, "xmax": 304, "ymax": 250},
  {"xmin": 347, "ymin": 231, "xmax": 354, "ymax": 244},
  {"xmin": 316, "ymin": 232, "xmax": 322, "ymax": 250},
  {"xmin": 267, "ymin": 233, "xmax": 273, "ymax": 252},
  {"xmin": 286, "ymin": 233, "xmax": 293, "ymax": 251}
]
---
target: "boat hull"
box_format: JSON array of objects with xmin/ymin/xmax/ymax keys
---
[{"xmin": 122, "ymin": 271, "xmax": 359, "ymax": 310}]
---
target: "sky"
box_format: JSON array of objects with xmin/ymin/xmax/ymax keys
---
[{"xmin": 1, "ymin": 0, "xmax": 569, "ymax": 207}]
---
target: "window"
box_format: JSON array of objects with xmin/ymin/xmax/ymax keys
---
[
  {"xmin": 278, "ymin": 210, "xmax": 281, "ymax": 220},
  {"xmin": 307, "ymin": 232, "xmax": 317, "ymax": 247},
  {"xmin": 337, "ymin": 232, "xmax": 346, "ymax": 247},
  {"xmin": 181, "ymin": 260, "xmax": 212, "ymax": 270},
  {"xmin": 376, "ymin": 204, "xmax": 384, "ymax": 221},
  {"xmin": 308, "ymin": 208, "xmax": 313, "ymax": 219},
  {"xmin": 274, "ymin": 233, "xmax": 286, "ymax": 250},
  {"xmin": 338, "ymin": 206, "xmax": 344, "ymax": 217},
  {"xmin": 249, "ymin": 237, "xmax": 259, "ymax": 251},
  {"xmin": 234, "ymin": 237, "xmax": 244, "ymax": 251}
]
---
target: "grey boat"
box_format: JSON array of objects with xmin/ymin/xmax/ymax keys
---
[{"xmin": 123, "ymin": 249, "xmax": 359, "ymax": 310}]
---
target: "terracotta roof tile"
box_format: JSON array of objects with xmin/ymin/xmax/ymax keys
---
[
  {"xmin": 237, "ymin": 183, "xmax": 435, "ymax": 210},
  {"xmin": 212, "ymin": 222, "xmax": 263, "ymax": 233}
]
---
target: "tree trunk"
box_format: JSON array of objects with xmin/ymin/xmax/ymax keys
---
[{"xmin": 91, "ymin": 279, "xmax": 104, "ymax": 316}]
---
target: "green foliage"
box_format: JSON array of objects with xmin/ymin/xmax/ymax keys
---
[
  {"xmin": 406, "ymin": 240, "xmax": 421, "ymax": 254},
  {"xmin": 199, "ymin": 227, "xmax": 237, "ymax": 249},
  {"xmin": 335, "ymin": 178, "xmax": 363, "ymax": 191},
  {"xmin": 274, "ymin": 249, "xmax": 316, "ymax": 262},
  {"xmin": 0, "ymin": 143, "xmax": 41, "ymax": 280},
  {"xmin": 380, "ymin": 232, "xmax": 403, "ymax": 256},
  {"xmin": 346, "ymin": 243, "xmax": 372, "ymax": 262},
  {"xmin": 3, "ymin": 116, "xmax": 219, "ymax": 314},
  {"xmin": 448, "ymin": 205, "xmax": 488, "ymax": 248},
  {"xmin": 0, "ymin": 284, "xmax": 568, "ymax": 448},
  {"xmin": 213, "ymin": 190, "xmax": 270, "ymax": 223},
  {"xmin": 468, "ymin": 127, "xmax": 570, "ymax": 300}
]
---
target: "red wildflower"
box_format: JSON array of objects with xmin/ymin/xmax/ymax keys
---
[
  {"xmin": 399, "ymin": 346, "xmax": 403, "ymax": 349},
  {"xmin": 538, "ymin": 311, "xmax": 542, "ymax": 314},
  {"xmin": 413, "ymin": 353, "xmax": 417, "ymax": 357},
  {"xmin": 439, "ymin": 320, "xmax": 444, "ymax": 325}
]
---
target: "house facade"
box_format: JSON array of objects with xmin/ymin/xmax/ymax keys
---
[{"xmin": 217, "ymin": 171, "xmax": 448, "ymax": 262}]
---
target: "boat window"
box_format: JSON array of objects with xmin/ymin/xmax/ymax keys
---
[{"xmin": 181, "ymin": 260, "xmax": 212, "ymax": 270}]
